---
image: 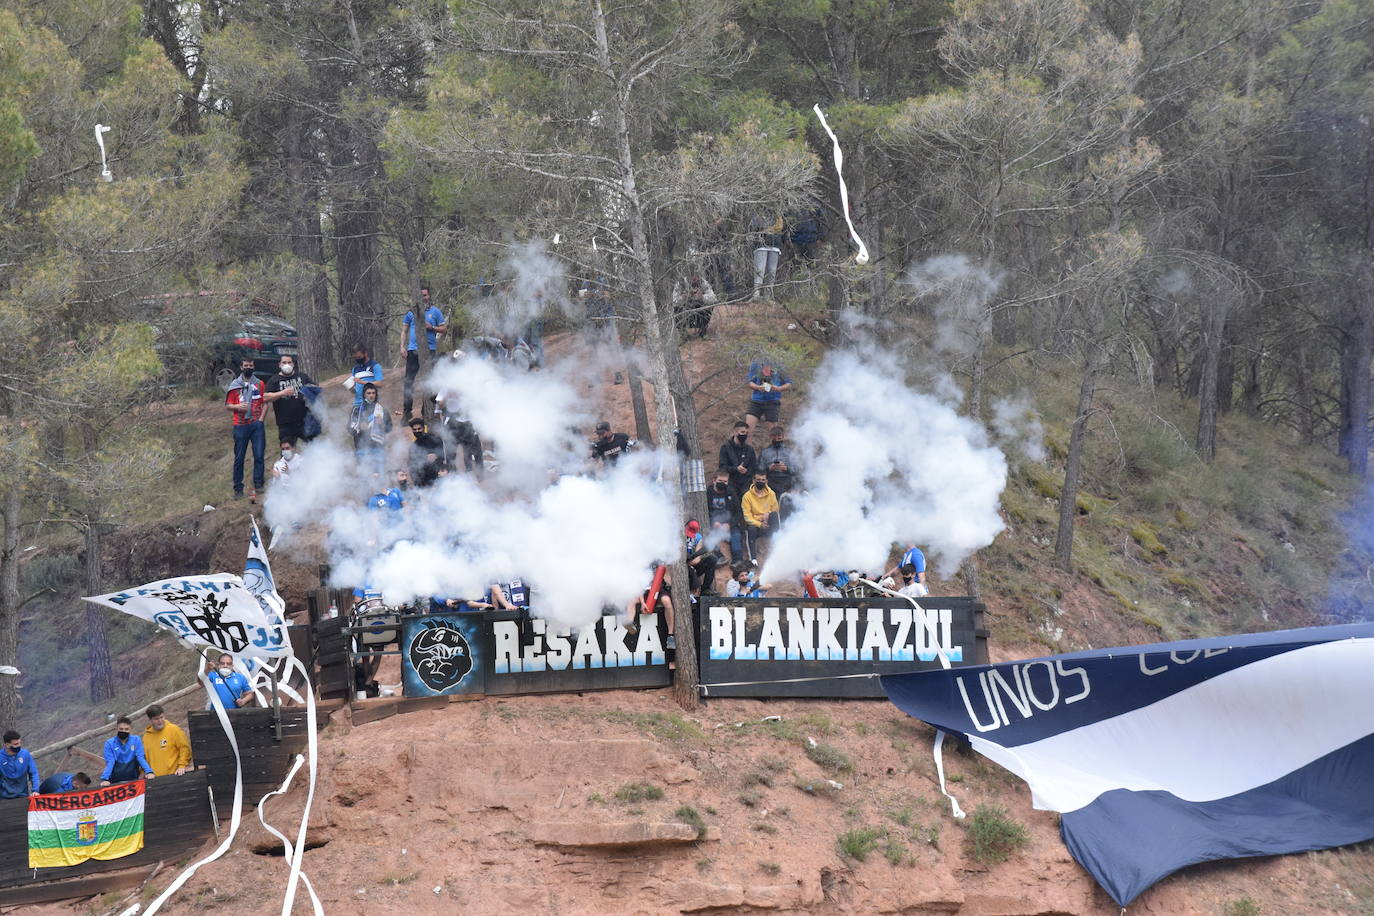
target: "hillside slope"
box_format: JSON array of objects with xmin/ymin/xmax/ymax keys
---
[
  {"xmin": 15, "ymin": 300, "xmax": 1374, "ymax": 914},
  {"xmin": 33, "ymin": 690, "xmax": 1373, "ymax": 916}
]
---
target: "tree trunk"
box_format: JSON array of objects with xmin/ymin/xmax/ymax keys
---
[
  {"xmin": 960, "ymin": 559, "xmax": 982, "ymax": 600},
  {"xmin": 0, "ymin": 485, "xmax": 21, "ymax": 727},
  {"xmin": 84, "ymin": 521, "xmax": 115, "ymax": 704},
  {"xmin": 1216, "ymin": 324, "xmax": 1235, "ymax": 414},
  {"xmin": 627, "ymin": 363, "xmax": 653, "ymax": 444},
  {"xmin": 335, "ymin": 203, "xmax": 385, "ymax": 356},
  {"xmin": 1195, "ymin": 293, "xmax": 1229, "ymax": 462},
  {"xmin": 1054, "ymin": 359, "xmax": 1098, "ymax": 571},
  {"xmin": 286, "ymin": 119, "xmax": 334, "ymax": 375},
  {"xmin": 1338, "ymin": 297, "xmax": 1373, "ymax": 477},
  {"xmin": 593, "ymin": 0, "xmax": 698, "ymax": 710},
  {"xmin": 332, "ymin": 126, "xmax": 387, "ymax": 356}
]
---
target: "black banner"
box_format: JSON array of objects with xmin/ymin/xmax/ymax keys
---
[
  {"xmin": 698, "ymin": 597, "xmax": 987, "ymax": 698},
  {"xmin": 390, "ymin": 611, "xmax": 673, "ymax": 698},
  {"xmin": 484, "ymin": 611, "xmax": 671, "ymax": 695}
]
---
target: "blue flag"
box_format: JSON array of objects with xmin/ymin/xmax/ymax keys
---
[{"xmin": 881, "ymin": 623, "xmax": 1374, "ymax": 906}]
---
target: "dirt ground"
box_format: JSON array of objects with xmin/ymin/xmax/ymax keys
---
[
  {"xmin": 26, "ymin": 687, "xmax": 1371, "ymax": 916},
  {"xmin": 18, "ymin": 304, "xmax": 1374, "ymax": 915}
]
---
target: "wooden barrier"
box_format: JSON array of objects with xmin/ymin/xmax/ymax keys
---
[
  {"xmin": 0, "ymin": 770, "xmax": 215, "ymax": 901},
  {"xmin": 312, "ymin": 615, "xmax": 352, "ymax": 701},
  {"xmin": 188, "ymin": 708, "xmax": 312, "ymax": 814}
]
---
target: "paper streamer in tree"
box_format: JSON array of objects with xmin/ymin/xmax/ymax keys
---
[
  {"xmin": 813, "ymin": 104, "xmax": 869, "ymax": 265},
  {"xmin": 94, "ymin": 124, "xmax": 112, "ymax": 182}
]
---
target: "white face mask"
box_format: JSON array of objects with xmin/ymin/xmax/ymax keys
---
[
  {"xmin": 280, "ymin": 363, "xmax": 295, "ymax": 376},
  {"xmin": 281, "ymin": 450, "xmax": 295, "ymax": 462},
  {"xmin": 218, "ymin": 666, "xmax": 233, "ymax": 677}
]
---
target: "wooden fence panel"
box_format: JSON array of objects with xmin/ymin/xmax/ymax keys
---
[{"xmin": 0, "ymin": 769, "xmax": 214, "ymax": 893}]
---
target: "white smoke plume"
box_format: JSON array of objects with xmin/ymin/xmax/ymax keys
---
[
  {"xmin": 760, "ymin": 345, "xmax": 1008, "ymax": 583},
  {"xmin": 471, "ymin": 240, "xmax": 574, "ymax": 337},
  {"xmin": 264, "ymin": 355, "xmax": 681, "ymax": 631},
  {"xmin": 991, "ymin": 394, "xmax": 1046, "ymax": 462},
  {"xmin": 429, "ymin": 354, "xmax": 593, "ymax": 487},
  {"xmin": 905, "ymin": 254, "xmax": 1003, "ymax": 356}
]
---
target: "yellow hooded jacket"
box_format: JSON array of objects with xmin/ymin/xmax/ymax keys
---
[{"xmin": 143, "ymin": 721, "xmax": 192, "ymax": 776}]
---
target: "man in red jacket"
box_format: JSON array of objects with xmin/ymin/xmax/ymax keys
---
[{"xmin": 225, "ymin": 357, "xmax": 267, "ymax": 502}]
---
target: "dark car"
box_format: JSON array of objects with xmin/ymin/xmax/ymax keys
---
[{"xmin": 212, "ymin": 314, "xmax": 300, "ymax": 387}]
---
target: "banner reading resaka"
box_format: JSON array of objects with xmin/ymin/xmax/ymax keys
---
[{"xmin": 699, "ymin": 598, "xmax": 986, "ymax": 698}]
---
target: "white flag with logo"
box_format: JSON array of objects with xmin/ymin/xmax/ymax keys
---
[{"xmin": 84, "ymin": 573, "xmax": 292, "ymax": 659}]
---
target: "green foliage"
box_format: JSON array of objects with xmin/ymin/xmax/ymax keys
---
[
  {"xmin": 673, "ymin": 805, "xmax": 705, "ymax": 836},
  {"xmin": 965, "ymin": 805, "xmax": 1030, "ymax": 866},
  {"xmin": 882, "ymin": 835, "xmax": 910, "ymax": 866},
  {"xmin": 837, "ymin": 827, "xmax": 885, "ymax": 862},
  {"xmin": 601, "ymin": 709, "xmax": 705, "ymax": 743},
  {"xmin": 1221, "ymin": 898, "xmax": 1260, "ymax": 916},
  {"xmin": 614, "ymin": 782, "xmax": 664, "ymax": 804},
  {"xmin": 804, "ymin": 740, "xmax": 853, "ymax": 773},
  {"xmin": 1129, "ymin": 523, "xmax": 1167, "ymax": 556}
]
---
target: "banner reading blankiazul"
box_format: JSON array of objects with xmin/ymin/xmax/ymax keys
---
[{"xmin": 699, "ymin": 597, "xmax": 987, "ymax": 698}]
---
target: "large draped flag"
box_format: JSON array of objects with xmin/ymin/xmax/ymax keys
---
[{"xmin": 881, "ymin": 623, "xmax": 1374, "ymax": 907}]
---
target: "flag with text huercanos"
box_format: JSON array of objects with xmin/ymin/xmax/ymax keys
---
[{"xmin": 29, "ymin": 781, "xmax": 145, "ymax": 868}]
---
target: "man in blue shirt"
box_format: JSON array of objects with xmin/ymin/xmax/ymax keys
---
[
  {"xmin": 400, "ymin": 285, "xmax": 447, "ymax": 423},
  {"xmin": 744, "ymin": 362, "xmax": 792, "ymax": 432},
  {"xmin": 100, "ymin": 717, "xmax": 154, "ymax": 786},
  {"xmin": 346, "ymin": 343, "xmax": 384, "ymax": 407},
  {"xmin": 206, "ymin": 653, "xmax": 253, "ymax": 710},
  {"xmin": 0, "ymin": 730, "xmax": 39, "ymax": 798},
  {"xmin": 883, "ymin": 544, "xmax": 927, "ymax": 589},
  {"xmin": 38, "ymin": 771, "xmax": 92, "ymax": 794}
]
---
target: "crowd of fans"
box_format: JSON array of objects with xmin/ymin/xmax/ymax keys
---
[
  {"xmin": 223, "ymin": 271, "xmax": 931, "ymax": 678},
  {"xmin": 0, "ymin": 702, "xmax": 195, "ymax": 798}
]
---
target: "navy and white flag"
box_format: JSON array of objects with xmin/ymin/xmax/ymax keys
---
[
  {"xmin": 881, "ymin": 623, "xmax": 1374, "ymax": 907},
  {"xmin": 244, "ymin": 517, "xmax": 287, "ymax": 629},
  {"xmin": 84, "ymin": 574, "xmax": 292, "ymax": 659}
]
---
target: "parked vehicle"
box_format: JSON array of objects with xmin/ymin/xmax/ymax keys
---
[
  {"xmin": 140, "ymin": 291, "xmax": 299, "ymax": 387},
  {"xmin": 211, "ymin": 313, "xmax": 300, "ymax": 387}
]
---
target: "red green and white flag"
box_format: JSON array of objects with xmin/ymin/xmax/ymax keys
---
[{"xmin": 28, "ymin": 780, "xmax": 146, "ymax": 868}]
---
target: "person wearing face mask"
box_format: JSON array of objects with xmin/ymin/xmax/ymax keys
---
[
  {"xmin": 263, "ymin": 355, "xmax": 316, "ymax": 446},
  {"xmin": 349, "ymin": 382, "xmax": 391, "ymax": 472},
  {"xmin": 225, "ymin": 357, "xmax": 267, "ymax": 502},
  {"xmin": 407, "ymin": 417, "xmax": 448, "ymax": 486},
  {"xmin": 897, "ymin": 562, "xmax": 929, "ymax": 598},
  {"xmin": 717, "ymin": 420, "xmax": 757, "ymax": 498},
  {"xmin": 0, "ymin": 730, "xmax": 39, "ymax": 798},
  {"xmin": 99, "ymin": 716, "xmax": 154, "ymax": 786},
  {"xmin": 271, "ymin": 440, "xmax": 301, "ymax": 480},
  {"xmin": 706, "ymin": 468, "xmax": 741, "ymax": 566},
  {"xmin": 741, "ymin": 472, "xmax": 781, "ymax": 567},
  {"xmin": 344, "ymin": 343, "xmax": 384, "ymax": 407},
  {"xmin": 205, "ymin": 653, "xmax": 253, "ymax": 711}
]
